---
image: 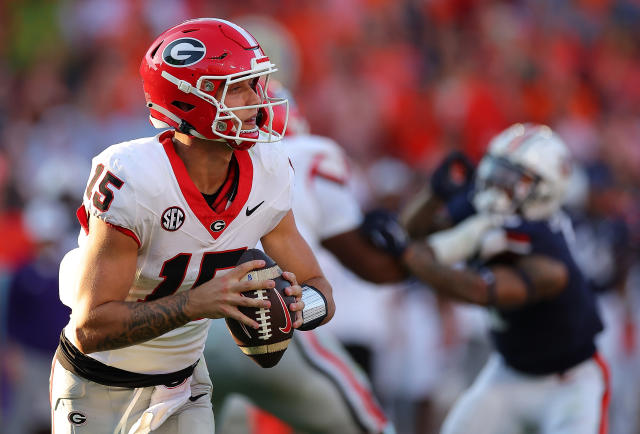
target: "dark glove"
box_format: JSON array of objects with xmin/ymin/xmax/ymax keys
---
[
  {"xmin": 430, "ymin": 151, "xmax": 475, "ymax": 202},
  {"xmin": 359, "ymin": 209, "xmax": 409, "ymax": 258}
]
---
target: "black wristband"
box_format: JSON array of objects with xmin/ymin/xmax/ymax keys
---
[{"xmin": 298, "ymin": 285, "xmax": 328, "ymax": 331}]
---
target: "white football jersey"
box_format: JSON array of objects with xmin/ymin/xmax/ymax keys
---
[
  {"xmin": 61, "ymin": 130, "xmax": 293, "ymax": 374},
  {"xmin": 282, "ymin": 134, "xmax": 362, "ymax": 250},
  {"xmin": 281, "ymin": 135, "xmax": 394, "ymax": 347}
]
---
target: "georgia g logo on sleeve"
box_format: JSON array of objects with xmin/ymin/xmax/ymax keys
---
[{"xmin": 68, "ymin": 411, "xmax": 87, "ymax": 425}]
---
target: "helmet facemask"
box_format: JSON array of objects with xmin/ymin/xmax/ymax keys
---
[
  {"xmin": 473, "ymin": 156, "xmax": 545, "ymax": 218},
  {"xmin": 158, "ymin": 57, "xmax": 288, "ymax": 150}
]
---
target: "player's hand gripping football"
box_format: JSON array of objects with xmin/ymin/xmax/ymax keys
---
[
  {"xmin": 281, "ymin": 270, "xmax": 305, "ymax": 329},
  {"xmin": 224, "ymin": 249, "xmax": 304, "ymax": 367},
  {"xmin": 187, "ymin": 259, "xmax": 278, "ymax": 329}
]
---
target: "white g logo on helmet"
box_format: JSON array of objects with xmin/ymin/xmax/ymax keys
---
[{"xmin": 162, "ymin": 38, "xmax": 206, "ymax": 67}]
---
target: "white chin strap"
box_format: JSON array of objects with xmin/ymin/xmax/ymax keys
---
[{"xmin": 147, "ymin": 102, "xmax": 207, "ymax": 139}]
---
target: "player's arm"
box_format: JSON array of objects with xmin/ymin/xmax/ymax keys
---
[
  {"xmin": 322, "ymin": 227, "xmax": 408, "ymax": 283},
  {"xmin": 311, "ymin": 165, "xmax": 409, "ymax": 282},
  {"xmin": 403, "ymin": 243, "xmax": 568, "ymax": 308},
  {"xmin": 72, "ymin": 216, "xmax": 271, "ymax": 354},
  {"xmin": 261, "ymin": 209, "xmax": 335, "ymax": 328},
  {"xmin": 400, "ymin": 188, "xmax": 449, "ymax": 239}
]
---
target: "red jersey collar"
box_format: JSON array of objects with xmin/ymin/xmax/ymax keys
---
[{"xmin": 160, "ymin": 131, "xmax": 253, "ymax": 240}]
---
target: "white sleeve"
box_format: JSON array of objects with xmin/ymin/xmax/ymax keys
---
[
  {"xmin": 263, "ymin": 161, "xmax": 295, "ymax": 234},
  {"xmin": 83, "ymin": 150, "xmax": 143, "ymax": 245},
  {"xmin": 314, "ymin": 177, "xmax": 363, "ymax": 240}
]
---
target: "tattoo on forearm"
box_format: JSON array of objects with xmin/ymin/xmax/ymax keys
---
[{"xmin": 94, "ymin": 292, "xmax": 192, "ymax": 352}]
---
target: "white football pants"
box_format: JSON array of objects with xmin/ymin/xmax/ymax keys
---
[
  {"xmin": 50, "ymin": 355, "xmax": 214, "ymax": 434},
  {"xmin": 441, "ymin": 352, "xmax": 610, "ymax": 434}
]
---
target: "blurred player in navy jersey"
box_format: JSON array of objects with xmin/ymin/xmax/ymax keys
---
[
  {"xmin": 401, "ymin": 123, "xmax": 608, "ymax": 434},
  {"xmin": 204, "ymin": 81, "xmax": 399, "ymax": 434},
  {"xmin": 52, "ymin": 19, "xmax": 335, "ymax": 434}
]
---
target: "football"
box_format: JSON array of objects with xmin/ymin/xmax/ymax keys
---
[{"xmin": 225, "ymin": 248, "xmax": 295, "ymax": 368}]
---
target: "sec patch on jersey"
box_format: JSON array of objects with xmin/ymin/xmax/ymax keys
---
[{"xmin": 225, "ymin": 249, "xmax": 295, "ymax": 368}]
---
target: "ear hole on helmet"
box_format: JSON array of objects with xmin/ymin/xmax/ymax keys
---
[
  {"xmin": 149, "ymin": 41, "xmax": 163, "ymax": 59},
  {"xmin": 171, "ymin": 101, "xmax": 195, "ymax": 112}
]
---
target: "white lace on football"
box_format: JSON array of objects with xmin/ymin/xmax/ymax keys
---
[
  {"xmin": 253, "ymin": 288, "xmax": 272, "ymax": 341},
  {"xmin": 241, "ymin": 266, "xmax": 282, "ymax": 341}
]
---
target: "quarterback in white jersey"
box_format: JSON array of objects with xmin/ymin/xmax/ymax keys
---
[
  {"xmin": 51, "ymin": 19, "xmax": 334, "ymax": 434},
  {"xmin": 64, "ymin": 129, "xmax": 292, "ymax": 373},
  {"xmin": 205, "ymin": 84, "xmax": 402, "ymax": 434}
]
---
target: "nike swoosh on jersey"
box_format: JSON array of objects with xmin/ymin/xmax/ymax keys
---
[
  {"xmin": 245, "ymin": 201, "xmax": 265, "ymax": 216},
  {"xmin": 188, "ymin": 393, "xmax": 208, "ymax": 402}
]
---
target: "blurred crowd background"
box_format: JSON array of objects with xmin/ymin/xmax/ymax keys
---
[{"xmin": 1, "ymin": 1, "xmax": 640, "ymax": 433}]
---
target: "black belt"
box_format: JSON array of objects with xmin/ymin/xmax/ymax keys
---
[{"xmin": 55, "ymin": 330, "xmax": 198, "ymax": 388}]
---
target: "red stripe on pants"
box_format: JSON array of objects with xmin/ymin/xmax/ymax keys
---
[
  {"xmin": 593, "ymin": 352, "xmax": 610, "ymax": 434},
  {"xmin": 305, "ymin": 332, "xmax": 388, "ymax": 429}
]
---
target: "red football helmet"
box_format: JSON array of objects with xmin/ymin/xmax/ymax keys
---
[{"xmin": 140, "ymin": 18, "xmax": 288, "ymax": 150}]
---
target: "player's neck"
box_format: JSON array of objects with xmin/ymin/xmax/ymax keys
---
[{"xmin": 172, "ymin": 132, "xmax": 234, "ymax": 195}]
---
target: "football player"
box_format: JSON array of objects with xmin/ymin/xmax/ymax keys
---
[
  {"xmin": 204, "ymin": 82, "xmax": 401, "ymax": 434},
  {"xmin": 51, "ymin": 19, "xmax": 335, "ymax": 434},
  {"xmin": 401, "ymin": 124, "xmax": 609, "ymax": 433}
]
